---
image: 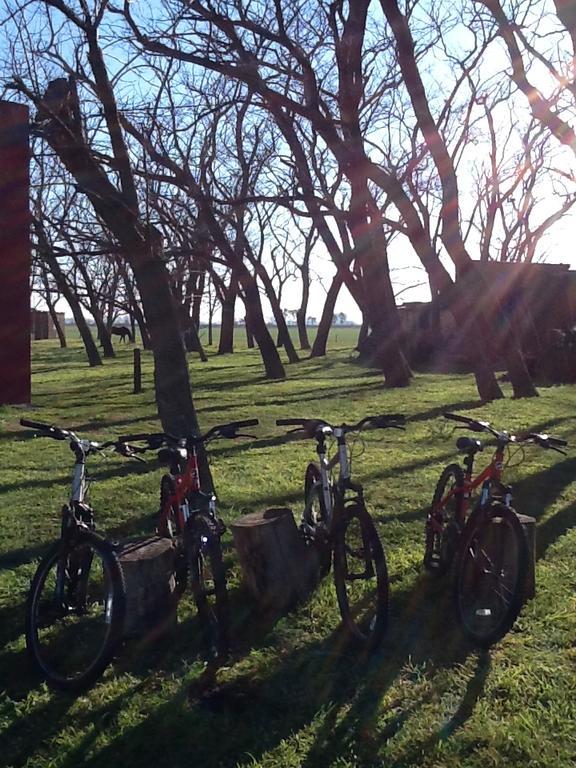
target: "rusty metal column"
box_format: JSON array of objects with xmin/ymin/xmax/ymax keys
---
[{"xmin": 0, "ymin": 101, "xmax": 30, "ymax": 404}]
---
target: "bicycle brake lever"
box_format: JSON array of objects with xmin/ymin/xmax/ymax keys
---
[
  {"xmin": 287, "ymin": 427, "xmax": 306, "ymax": 436},
  {"xmin": 550, "ymin": 445, "xmax": 568, "ymax": 456}
]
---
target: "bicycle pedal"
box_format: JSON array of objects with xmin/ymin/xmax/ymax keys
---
[{"xmin": 299, "ymin": 522, "xmax": 315, "ymax": 543}]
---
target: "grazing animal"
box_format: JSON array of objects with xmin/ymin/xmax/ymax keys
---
[{"xmin": 110, "ymin": 325, "xmax": 133, "ymax": 343}]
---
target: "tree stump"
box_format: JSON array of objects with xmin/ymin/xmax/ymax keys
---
[
  {"xmin": 484, "ymin": 512, "xmax": 536, "ymax": 602},
  {"xmin": 230, "ymin": 508, "xmax": 320, "ymax": 613},
  {"xmin": 117, "ymin": 536, "xmax": 178, "ymax": 641}
]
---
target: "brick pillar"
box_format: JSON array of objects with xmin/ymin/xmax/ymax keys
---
[{"xmin": 0, "ymin": 101, "xmax": 30, "ymax": 404}]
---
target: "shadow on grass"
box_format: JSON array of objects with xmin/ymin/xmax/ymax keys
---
[
  {"xmin": 32, "ymin": 574, "xmax": 488, "ymax": 768},
  {"xmin": 507, "ymin": 455, "xmax": 576, "ymax": 560},
  {"xmin": 0, "ymin": 458, "xmax": 157, "ymax": 495}
]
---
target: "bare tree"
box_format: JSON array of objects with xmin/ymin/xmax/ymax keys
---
[{"xmin": 6, "ymin": 1, "xmax": 205, "ymax": 440}]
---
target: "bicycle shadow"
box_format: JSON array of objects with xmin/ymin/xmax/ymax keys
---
[
  {"xmin": 48, "ymin": 572, "xmax": 487, "ymax": 768},
  {"xmin": 0, "ymin": 548, "xmax": 493, "ymax": 768},
  {"xmin": 299, "ymin": 575, "xmax": 490, "ymax": 767}
]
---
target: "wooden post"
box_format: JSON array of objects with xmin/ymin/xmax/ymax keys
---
[
  {"xmin": 133, "ymin": 347, "xmax": 142, "ymax": 393},
  {"xmin": 230, "ymin": 508, "xmax": 320, "ymax": 613},
  {"xmin": 117, "ymin": 536, "xmax": 178, "ymax": 640},
  {"xmin": 0, "ymin": 101, "xmax": 30, "ymax": 404}
]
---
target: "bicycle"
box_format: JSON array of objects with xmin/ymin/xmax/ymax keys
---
[
  {"xmin": 275, "ymin": 414, "xmax": 406, "ymax": 649},
  {"xmin": 119, "ymin": 418, "xmax": 259, "ymax": 660},
  {"xmin": 424, "ymin": 412, "xmax": 568, "ymax": 645},
  {"xmin": 20, "ymin": 418, "xmax": 142, "ymax": 692}
]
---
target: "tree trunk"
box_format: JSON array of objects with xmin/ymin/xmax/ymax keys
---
[
  {"xmin": 40, "ymin": 250, "xmax": 101, "ymax": 366},
  {"xmin": 296, "ymin": 309, "xmax": 311, "ymax": 351},
  {"xmin": 95, "ymin": 312, "xmax": 115, "ymax": 358},
  {"xmin": 356, "ymin": 234, "xmax": 412, "ymax": 387},
  {"xmin": 297, "ymin": 256, "xmax": 311, "ymax": 350},
  {"xmin": 46, "ymin": 297, "xmax": 67, "ymax": 348},
  {"xmin": 507, "ymin": 346, "xmax": 539, "ymax": 398},
  {"xmin": 130, "ymin": 247, "xmax": 201, "ymax": 437},
  {"xmin": 189, "ymin": 323, "xmax": 208, "ymax": 362},
  {"xmin": 191, "ymin": 269, "xmax": 205, "ymax": 331},
  {"xmin": 356, "ymin": 319, "xmax": 369, "ymax": 352},
  {"xmin": 310, "ymin": 272, "xmax": 343, "ymax": 358},
  {"xmin": 253, "ymin": 261, "xmax": 300, "ymax": 364},
  {"xmin": 240, "ymin": 276, "xmax": 285, "ymax": 379},
  {"xmin": 245, "ymin": 316, "xmax": 255, "ymax": 348},
  {"xmin": 122, "ymin": 268, "xmax": 151, "ymax": 349},
  {"xmin": 218, "ymin": 293, "xmax": 235, "ymax": 355}
]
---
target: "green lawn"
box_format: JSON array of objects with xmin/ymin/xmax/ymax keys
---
[{"xmin": 1, "ymin": 332, "xmax": 575, "ymax": 768}]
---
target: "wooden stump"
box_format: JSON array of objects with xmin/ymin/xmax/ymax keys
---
[
  {"xmin": 230, "ymin": 508, "xmax": 320, "ymax": 613},
  {"xmin": 517, "ymin": 513, "xmax": 536, "ymax": 600},
  {"xmin": 117, "ymin": 536, "xmax": 178, "ymax": 640}
]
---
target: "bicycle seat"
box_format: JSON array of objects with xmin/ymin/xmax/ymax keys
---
[{"xmin": 456, "ymin": 436, "xmax": 483, "ymax": 454}]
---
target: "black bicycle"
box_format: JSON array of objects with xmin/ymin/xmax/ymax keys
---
[
  {"xmin": 276, "ymin": 414, "xmax": 405, "ymax": 648},
  {"xmin": 21, "ymin": 418, "xmax": 141, "ymax": 692}
]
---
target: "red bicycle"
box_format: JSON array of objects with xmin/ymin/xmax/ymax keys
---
[
  {"xmin": 121, "ymin": 418, "xmax": 258, "ymax": 659},
  {"xmin": 424, "ymin": 412, "xmax": 567, "ymax": 645}
]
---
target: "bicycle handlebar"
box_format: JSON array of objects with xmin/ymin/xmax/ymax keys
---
[
  {"xmin": 444, "ymin": 413, "xmax": 568, "ymax": 453},
  {"xmin": 119, "ymin": 418, "xmax": 260, "ymax": 449},
  {"xmin": 21, "ymin": 419, "xmax": 148, "ymax": 461},
  {"xmin": 20, "ymin": 418, "xmax": 71, "ymax": 441},
  {"xmin": 275, "ymin": 414, "xmax": 406, "ymax": 438}
]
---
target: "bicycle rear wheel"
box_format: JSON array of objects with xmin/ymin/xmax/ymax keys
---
[
  {"xmin": 455, "ymin": 503, "xmax": 528, "ymax": 646},
  {"xmin": 25, "ymin": 529, "xmax": 126, "ymax": 692},
  {"xmin": 333, "ymin": 502, "xmax": 389, "ymax": 649},
  {"xmin": 424, "ymin": 463, "xmax": 464, "ymax": 575},
  {"xmin": 187, "ymin": 513, "xmax": 229, "ymax": 660}
]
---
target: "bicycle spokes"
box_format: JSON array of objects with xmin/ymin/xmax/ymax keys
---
[
  {"xmin": 30, "ymin": 543, "xmax": 117, "ymax": 684},
  {"xmin": 334, "ymin": 505, "xmax": 388, "ymax": 646},
  {"xmin": 458, "ymin": 516, "xmax": 522, "ymax": 636}
]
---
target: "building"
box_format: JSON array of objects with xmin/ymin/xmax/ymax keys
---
[
  {"xmin": 31, "ymin": 310, "xmax": 66, "ymax": 340},
  {"xmin": 398, "ymin": 262, "xmax": 576, "ymax": 369}
]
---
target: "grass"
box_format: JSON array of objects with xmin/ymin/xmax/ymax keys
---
[{"xmin": 1, "ymin": 329, "xmax": 575, "ymax": 768}]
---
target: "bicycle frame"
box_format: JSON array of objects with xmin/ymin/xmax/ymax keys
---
[
  {"xmin": 304, "ymin": 426, "xmax": 362, "ymax": 531},
  {"xmin": 430, "ymin": 443, "xmax": 512, "ymax": 535},
  {"xmin": 157, "ymin": 444, "xmax": 214, "ymax": 538}
]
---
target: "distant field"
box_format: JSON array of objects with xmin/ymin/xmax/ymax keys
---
[{"xmin": 1, "ymin": 336, "xmax": 575, "ymax": 768}]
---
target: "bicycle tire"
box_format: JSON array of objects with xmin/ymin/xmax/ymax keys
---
[
  {"xmin": 303, "ymin": 463, "xmax": 331, "ymax": 577},
  {"xmin": 455, "ymin": 502, "xmax": 528, "ymax": 646},
  {"xmin": 333, "ymin": 501, "xmax": 389, "ymax": 649},
  {"xmin": 424, "ymin": 463, "xmax": 464, "ymax": 575},
  {"xmin": 187, "ymin": 513, "xmax": 229, "ymax": 660},
  {"xmin": 25, "ymin": 529, "xmax": 126, "ymax": 692}
]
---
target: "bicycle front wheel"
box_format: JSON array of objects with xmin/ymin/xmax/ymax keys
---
[
  {"xmin": 455, "ymin": 503, "xmax": 528, "ymax": 646},
  {"xmin": 187, "ymin": 513, "xmax": 229, "ymax": 660},
  {"xmin": 333, "ymin": 502, "xmax": 389, "ymax": 649},
  {"xmin": 25, "ymin": 529, "xmax": 126, "ymax": 692}
]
